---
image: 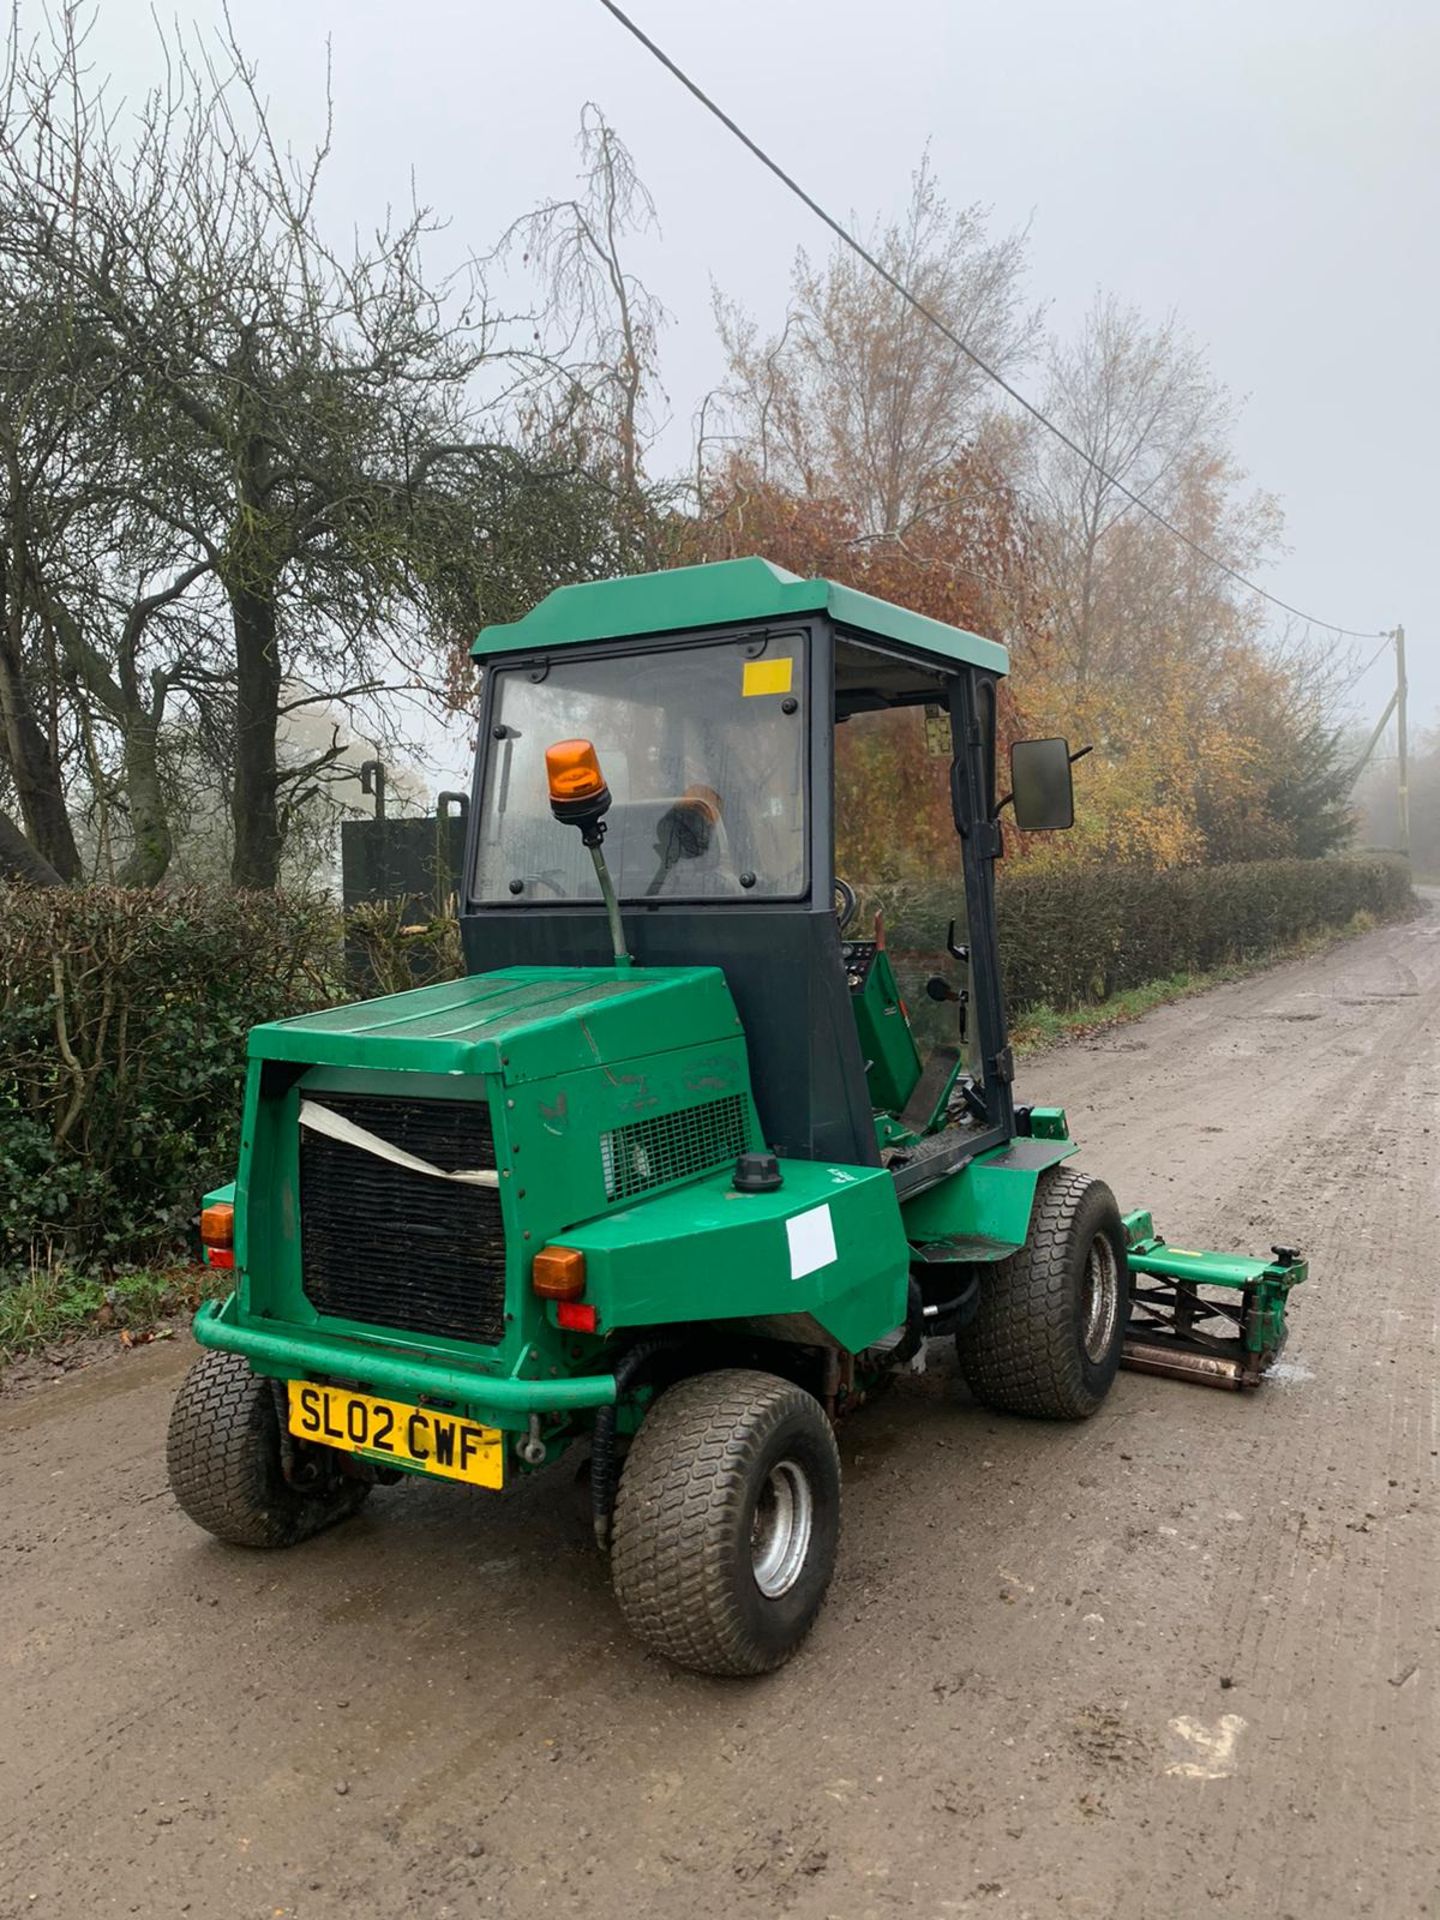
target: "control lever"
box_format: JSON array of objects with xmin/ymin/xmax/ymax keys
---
[{"xmin": 926, "ymin": 920, "xmax": 970, "ymax": 1044}]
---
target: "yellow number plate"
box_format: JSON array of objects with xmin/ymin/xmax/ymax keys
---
[{"xmin": 287, "ymin": 1381, "xmax": 504, "ymax": 1489}]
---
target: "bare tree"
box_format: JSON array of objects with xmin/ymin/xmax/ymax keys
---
[
  {"xmin": 0, "ymin": 297, "xmax": 92, "ymax": 882},
  {"xmin": 1027, "ymin": 293, "xmax": 1239, "ymax": 685},
  {"xmin": 0, "ymin": 254, "xmax": 226, "ymax": 886},
  {"xmin": 0, "ymin": 7, "xmax": 642, "ymax": 888},
  {"xmin": 501, "ymin": 104, "xmax": 669, "ymax": 545},
  {"xmin": 0, "ymin": 8, "xmax": 230, "ymax": 886},
  {"xmin": 712, "ymin": 156, "xmax": 1039, "ymax": 539}
]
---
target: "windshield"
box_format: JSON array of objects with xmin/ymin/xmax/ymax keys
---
[{"xmin": 474, "ymin": 634, "xmax": 808, "ymax": 903}]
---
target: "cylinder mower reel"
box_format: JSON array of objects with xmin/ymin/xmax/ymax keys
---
[{"xmin": 1119, "ymin": 1213, "xmax": 1307, "ymax": 1389}]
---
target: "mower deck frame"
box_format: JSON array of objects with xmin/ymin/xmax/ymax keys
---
[{"xmin": 1119, "ymin": 1211, "xmax": 1307, "ymax": 1389}]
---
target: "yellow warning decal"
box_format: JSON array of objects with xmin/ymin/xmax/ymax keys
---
[{"xmin": 742, "ymin": 657, "xmax": 794, "ymax": 697}]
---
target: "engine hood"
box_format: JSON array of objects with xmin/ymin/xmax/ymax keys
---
[{"xmin": 248, "ymin": 965, "xmax": 743, "ymax": 1085}]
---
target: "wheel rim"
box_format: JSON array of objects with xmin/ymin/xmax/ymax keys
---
[
  {"xmin": 1080, "ymin": 1231, "xmax": 1121, "ymax": 1364},
  {"xmin": 750, "ymin": 1458, "xmax": 814, "ymax": 1598}
]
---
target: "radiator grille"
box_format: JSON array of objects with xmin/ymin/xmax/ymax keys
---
[
  {"xmin": 299, "ymin": 1091, "xmax": 506, "ymax": 1346},
  {"xmin": 601, "ymin": 1094, "xmax": 749, "ymax": 1203}
]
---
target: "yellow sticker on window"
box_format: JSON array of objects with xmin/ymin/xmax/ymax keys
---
[{"xmin": 742, "ymin": 657, "xmax": 794, "ymax": 697}]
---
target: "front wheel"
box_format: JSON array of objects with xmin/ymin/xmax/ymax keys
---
[
  {"xmin": 611, "ymin": 1368, "xmax": 841, "ymax": 1676},
  {"xmin": 956, "ymin": 1167, "xmax": 1128, "ymax": 1419},
  {"xmin": 167, "ymin": 1349, "xmax": 371, "ymax": 1548}
]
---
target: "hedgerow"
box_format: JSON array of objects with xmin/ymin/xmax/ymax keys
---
[
  {"xmin": 0, "ymin": 855, "xmax": 1413, "ymax": 1287},
  {"xmin": 872, "ymin": 854, "xmax": 1414, "ymax": 1032},
  {"xmin": 0, "ymin": 888, "xmax": 343, "ymax": 1278}
]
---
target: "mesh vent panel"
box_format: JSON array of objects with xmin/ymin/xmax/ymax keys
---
[{"xmin": 601, "ymin": 1094, "xmax": 749, "ymax": 1203}]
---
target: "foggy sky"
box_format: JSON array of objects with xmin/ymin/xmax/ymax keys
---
[{"xmin": 75, "ymin": 0, "xmax": 1440, "ymax": 790}]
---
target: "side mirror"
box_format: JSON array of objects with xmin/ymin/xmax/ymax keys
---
[{"xmin": 1009, "ymin": 737, "xmax": 1075, "ymax": 832}]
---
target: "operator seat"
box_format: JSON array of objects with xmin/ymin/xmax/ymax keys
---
[{"xmin": 607, "ymin": 795, "xmax": 740, "ymax": 898}]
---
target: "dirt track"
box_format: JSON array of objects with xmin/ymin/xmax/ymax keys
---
[{"xmin": 3, "ymin": 907, "xmax": 1438, "ymax": 1920}]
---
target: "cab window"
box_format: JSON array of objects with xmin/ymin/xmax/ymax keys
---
[{"xmin": 475, "ymin": 635, "xmax": 807, "ymax": 903}]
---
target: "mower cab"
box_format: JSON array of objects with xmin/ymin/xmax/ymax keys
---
[
  {"xmin": 173, "ymin": 557, "xmax": 1305, "ymax": 1678},
  {"xmin": 465, "ymin": 559, "xmax": 1023, "ymax": 1167}
]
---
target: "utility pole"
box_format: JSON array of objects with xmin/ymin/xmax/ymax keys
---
[
  {"xmin": 1347, "ymin": 625, "xmax": 1411, "ymax": 860},
  {"xmin": 1394, "ymin": 624, "xmax": 1409, "ymax": 859},
  {"xmin": 1350, "ymin": 688, "xmax": 1399, "ymax": 788}
]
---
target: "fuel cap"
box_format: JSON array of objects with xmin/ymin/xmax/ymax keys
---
[{"xmin": 733, "ymin": 1151, "xmax": 783, "ymax": 1194}]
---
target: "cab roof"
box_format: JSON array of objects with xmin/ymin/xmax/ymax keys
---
[{"xmin": 472, "ymin": 556, "xmax": 1008, "ymax": 677}]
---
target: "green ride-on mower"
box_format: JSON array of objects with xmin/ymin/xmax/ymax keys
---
[{"xmin": 168, "ymin": 558, "xmax": 1307, "ymax": 1676}]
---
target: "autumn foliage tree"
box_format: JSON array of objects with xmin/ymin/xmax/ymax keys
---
[
  {"xmin": 701, "ymin": 225, "xmax": 1354, "ymax": 881},
  {"xmin": 1020, "ymin": 299, "xmax": 1352, "ymax": 866},
  {"xmin": 691, "ymin": 441, "xmax": 1040, "ymax": 879},
  {"xmin": 695, "ymin": 170, "xmax": 1045, "ymax": 879}
]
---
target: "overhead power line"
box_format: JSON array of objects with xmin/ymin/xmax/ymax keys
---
[
  {"xmin": 597, "ymin": 0, "xmax": 1386, "ymax": 643},
  {"xmin": 1336, "ymin": 633, "xmax": 1393, "ymax": 698}
]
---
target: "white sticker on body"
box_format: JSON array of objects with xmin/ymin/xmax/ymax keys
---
[{"xmin": 786, "ymin": 1204, "xmax": 837, "ymax": 1279}]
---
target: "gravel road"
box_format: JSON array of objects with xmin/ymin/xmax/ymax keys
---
[{"xmin": 3, "ymin": 906, "xmax": 1437, "ymax": 1920}]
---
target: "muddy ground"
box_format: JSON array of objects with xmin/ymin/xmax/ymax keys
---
[{"xmin": 2, "ymin": 908, "xmax": 1437, "ymax": 1920}]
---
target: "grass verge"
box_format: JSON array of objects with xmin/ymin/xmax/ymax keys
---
[
  {"xmin": 0, "ymin": 1260, "xmax": 229, "ymax": 1366},
  {"xmin": 1011, "ymin": 910, "xmax": 1380, "ymax": 1054}
]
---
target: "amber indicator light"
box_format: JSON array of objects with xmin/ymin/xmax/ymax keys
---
[{"xmin": 532, "ymin": 1244, "xmax": 587, "ymax": 1300}]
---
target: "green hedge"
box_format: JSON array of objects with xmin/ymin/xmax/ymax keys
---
[
  {"xmin": 872, "ymin": 854, "xmax": 1414, "ymax": 1024},
  {"xmin": 0, "ymin": 855, "xmax": 1413, "ymax": 1281},
  {"xmin": 0, "ymin": 888, "xmax": 343, "ymax": 1277}
]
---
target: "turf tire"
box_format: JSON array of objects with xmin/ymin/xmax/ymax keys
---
[
  {"xmin": 166, "ymin": 1349, "xmax": 371, "ymax": 1547},
  {"xmin": 611, "ymin": 1368, "xmax": 841, "ymax": 1677},
  {"xmin": 956, "ymin": 1167, "xmax": 1128, "ymax": 1419}
]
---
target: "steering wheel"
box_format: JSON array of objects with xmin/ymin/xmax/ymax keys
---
[{"xmin": 833, "ymin": 878, "xmax": 858, "ymax": 931}]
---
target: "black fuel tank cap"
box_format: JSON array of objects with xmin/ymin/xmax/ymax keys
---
[{"xmin": 733, "ymin": 1151, "xmax": 783, "ymax": 1194}]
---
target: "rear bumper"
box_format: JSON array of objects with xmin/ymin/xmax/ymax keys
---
[{"xmin": 192, "ymin": 1296, "xmax": 617, "ymax": 1417}]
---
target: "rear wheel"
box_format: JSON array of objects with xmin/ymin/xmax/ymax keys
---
[
  {"xmin": 611, "ymin": 1368, "xmax": 841, "ymax": 1676},
  {"xmin": 956, "ymin": 1167, "xmax": 1128, "ymax": 1418},
  {"xmin": 167, "ymin": 1349, "xmax": 371, "ymax": 1548}
]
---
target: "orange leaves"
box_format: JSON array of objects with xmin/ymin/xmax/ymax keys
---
[
  {"xmin": 688, "ymin": 459, "xmax": 1041, "ymax": 883},
  {"xmin": 683, "ymin": 436, "xmax": 1328, "ymax": 878},
  {"xmin": 690, "ymin": 448, "xmax": 1035, "ymax": 649}
]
